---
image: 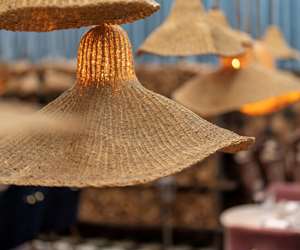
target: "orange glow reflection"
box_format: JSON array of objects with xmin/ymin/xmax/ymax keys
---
[
  {"xmin": 221, "ymin": 42, "xmax": 300, "ymax": 116},
  {"xmin": 241, "ymin": 92, "xmax": 300, "ymax": 116}
]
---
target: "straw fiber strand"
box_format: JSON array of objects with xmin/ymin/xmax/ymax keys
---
[
  {"xmin": 0, "ymin": 0, "xmax": 160, "ymax": 31},
  {"xmin": 173, "ymin": 64, "xmax": 300, "ymax": 117},
  {"xmin": 138, "ymin": 0, "xmax": 244, "ymax": 57},
  {"xmin": 0, "ymin": 24, "xmax": 253, "ymax": 187}
]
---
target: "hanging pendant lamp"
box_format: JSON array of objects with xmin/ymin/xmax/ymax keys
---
[
  {"xmin": 174, "ymin": 0, "xmax": 300, "ymax": 118},
  {"xmin": 0, "ymin": 24, "xmax": 253, "ymax": 187},
  {"xmin": 173, "ymin": 43, "xmax": 300, "ymax": 117},
  {"xmin": 0, "ymin": 0, "xmax": 160, "ymax": 31},
  {"xmin": 138, "ymin": 0, "xmax": 245, "ymax": 57}
]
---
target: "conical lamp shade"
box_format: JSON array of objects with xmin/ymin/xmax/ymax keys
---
[
  {"xmin": 0, "ymin": 25, "xmax": 253, "ymax": 187},
  {"xmin": 138, "ymin": 0, "xmax": 244, "ymax": 57},
  {"xmin": 0, "ymin": 0, "xmax": 160, "ymax": 31},
  {"xmin": 173, "ymin": 63, "xmax": 300, "ymax": 117},
  {"xmin": 207, "ymin": 8, "xmax": 253, "ymax": 47},
  {"xmin": 262, "ymin": 25, "xmax": 300, "ymax": 60}
]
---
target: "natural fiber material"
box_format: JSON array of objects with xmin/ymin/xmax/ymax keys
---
[
  {"xmin": 0, "ymin": 24, "xmax": 253, "ymax": 188},
  {"xmin": 0, "ymin": 0, "xmax": 160, "ymax": 31},
  {"xmin": 77, "ymin": 25, "xmax": 135, "ymax": 90},
  {"xmin": 173, "ymin": 63, "xmax": 300, "ymax": 117},
  {"xmin": 262, "ymin": 25, "xmax": 300, "ymax": 60},
  {"xmin": 207, "ymin": 8, "xmax": 253, "ymax": 47},
  {"xmin": 138, "ymin": 0, "xmax": 244, "ymax": 57}
]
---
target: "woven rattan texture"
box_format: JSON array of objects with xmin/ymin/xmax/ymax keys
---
[
  {"xmin": 77, "ymin": 25, "xmax": 135, "ymax": 89},
  {"xmin": 0, "ymin": 0, "xmax": 160, "ymax": 31},
  {"xmin": 0, "ymin": 25, "xmax": 253, "ymax": 187},
  {"xmin": 0, "ymin": 81, "xmax": 253, "ymax": 187}
]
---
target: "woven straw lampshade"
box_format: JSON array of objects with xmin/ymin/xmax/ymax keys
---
[
  {"xmin": 138, "ymin": 0, "xmax": 245, "ymax": 57},
  {"xmin": 262, "ymin": 25, "xmax": 300, "ymax": 60},
  {"xmin": 173, "ymin": 64, "xmax": 300, "ymax": 117},
  {"xmin": 0, "ymin": 25, "xmax": 253, "ymax": 187},
  {"xmin": 207, "ymin": 8, "xmax": 253, "ymax": 47},
  {"xmin": 174, "ymin": 43, "xmax": 300, "ymax": 117},
  {"xmin": 0, "ymin": 0, "xmax": 160, "ymax": 31}
]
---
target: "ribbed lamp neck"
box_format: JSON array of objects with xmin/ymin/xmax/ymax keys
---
[{"xmin": 77, "ymin": 24, "xmax": 136, "ymax": 89}]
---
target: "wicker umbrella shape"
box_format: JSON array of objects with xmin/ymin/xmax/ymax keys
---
[{"xmin": 0, "ymin": 25, "xmax": 254, "ymax": 187}]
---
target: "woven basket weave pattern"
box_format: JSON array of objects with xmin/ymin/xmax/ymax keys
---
[
  {"xmin": 0, "ymin": 82, "xmax": 253, "ymax": 187},
  {"xmin": 0, "ymin": 25, "xmax": 253, "ymax": 187},
  {"xmin": 77, "ymin": 25, "xmax": 136, "ymax": 89}
]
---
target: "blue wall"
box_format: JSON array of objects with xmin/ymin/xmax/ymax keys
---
[{"xmin": 0, "ymin": 0, "xmax": 299, "ymax": 70}]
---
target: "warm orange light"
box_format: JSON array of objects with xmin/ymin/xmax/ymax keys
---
[
  {"xmin": 221, "ymin": 42, "xmax": 275, "ymax": 70},
  {"xmin": 231, "ymin": 58, "xmax": 241, "ymax": 70},
  {"xmin": 77, "ymin": 24, "xmax": 136, "ymax": 90},
  {"xmin": 241, "ymin": 92, "xmax": 300, "ymax": 116},
  {"xmin": 240, "ymin": 43, "xmax": 300, "ymax": 115},
  {"xmin": 221, "ymin": 48, "xmax": 253, "ymax": 70},
  {"xmin": 220, "ymin": 41, "xmax": 300, "ymax": 116}
]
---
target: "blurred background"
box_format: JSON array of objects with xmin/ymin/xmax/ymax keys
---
[{"xmin": 2, "ymin": 0, "xmax": 300, "ymax": 250}]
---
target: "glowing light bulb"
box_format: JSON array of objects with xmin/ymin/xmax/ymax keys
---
[{"xmin": 231, "ymin": 58, "xmax": 241, "ymax": 70}]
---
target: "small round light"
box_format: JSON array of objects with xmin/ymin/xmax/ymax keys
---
[
  {"xmin": 26, "ymin": 195, "xmax": 36, "ymax": 205},
  {"xmin": 231, "ymin": 58, "xmax": 241, "ymax": 70},
  {"xmin": 34, "ymin": 191, "xmax": 45, "ymax": 202}
]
